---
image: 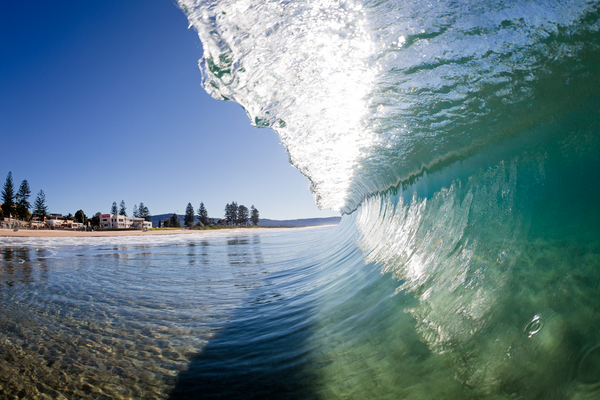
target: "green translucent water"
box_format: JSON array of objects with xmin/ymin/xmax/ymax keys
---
[{"xmin": 344, "ymin": 106, "xmax": 600, "ymax": 398}]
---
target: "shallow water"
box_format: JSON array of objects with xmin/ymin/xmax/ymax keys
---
[{"xmin": 0, "ymin": 228, "xmax": 344, "ymax": 399}]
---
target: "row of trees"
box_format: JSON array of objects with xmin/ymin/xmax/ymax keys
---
[
  {"xmin": 3, "ymin": 170, "xmax": 262, "ymax": 230},
  {"xmin": 1, "ymin": 171, "xmax": 48, "ymax": 221},
  {"xmin": 161, "ymin": 202, "xmax": 212, "ymax": 228},
  {"xmin": 225, "ymin": 202, "xmax": 259, "ymax": 226},
  {"xmin": 2, "ymin": 172, "xmax": 110, "ymax": 227},
  {"xmin": 110, "ymin": 201, "xmax": 151, "ymax": 221},
  {"xmin": 160, "ymin": 201, "xmax": 260, "ymax": 228},
  {"xmin": 162, "ymin": 202, "xmax": 207, "ymax": 228}
]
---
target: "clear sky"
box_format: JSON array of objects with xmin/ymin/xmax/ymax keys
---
[{"xmin": 0, "ymin": 0, "xmax": 340, "ymax": 220}]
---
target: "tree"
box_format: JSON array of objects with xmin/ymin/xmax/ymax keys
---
[
  {"xmin": 224, "ymin": 203, "xmax": 232, "ymax": 224},
  {"xmin": 90, "ymin": 212, "xmax": 101, "ymax": 227},
  {"xmin": 74, "ymin": 210, "xmax": 87, "ymax": 224},
  {"xmin": 132, "ymin": 204, "xmax": 139, "ymax": 218},
  {"xmin": 169, "ymin": 212, "xmax": 181, "ymax": 228},
  {"xmin": 197, "ymin": 202, "xmax": 208, "ymax": 226},
  {"xmin": 158, "ymin": 220, "xmax": 162, "ymax": 228},
  {"xmin": 225, "ymin": 201, "xmax": 238, "ymax": 225},
  {"xmin": 138, "ymin": 203, "xmax": 150, "ymax": 221},
  {"xmin": 15, "ymin": 179, "xmax": 31, "ymax": 221},
  {"xmin": 1, "ymin": 171, "xmax": 15, "ymax": 218},
  {"xmin": 32, "ymin": 190, "xmax": 48, "ymax": 220},
  {"xmin": 184, "ymin": 203, "xmax": 195, "ymax": 227},
  {"xmin": 231, "ymin": 202, "xmax": 238, "ymax": 225},
  {"xmin": 119, "ymin": 200, "xmax": 127, "ymax": 216},
  {"xmin": 111, "ymin": 202, "xmax": 118, "ymax": 215},
  {"xmin": 238, "ymin": 205, "xmax": 249, "ymax": 225},
  {"xmin": 251, "ymin": 205, "xmax": 259, "ymax": 226}
]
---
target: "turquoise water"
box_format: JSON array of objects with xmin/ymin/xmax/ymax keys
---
[
  {"xmin": 176, "ymin": 0, "xmax": 600, "ymax": 397},
  {"xmin": 3, "ymin": 0, "xmax": 600, "ymax": 398}
]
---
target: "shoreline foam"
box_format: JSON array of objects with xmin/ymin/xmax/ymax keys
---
[{"xmin": 0, "ymin": 227, "xmax": 272, "ymax": 238}]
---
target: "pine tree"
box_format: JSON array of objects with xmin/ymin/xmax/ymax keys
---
[
  {"xmin": 32, "ymin": 190, "xmax": 48, "ymax": 219},
  {"xmin": 111, "ymin": 202, "xmax": 118, "ymax": 215},
  {"xmin": 184, "ymin": 203, "xmax": 195, "ymax": 227},
  {"xmin": 228, "ymin": 201, "xmax": 238, "ymax": 225},
  {"xmin": 15, "ymin": 179, "xmax": 31, "ymax": 221},
  {"xmin": 251, "ymin": 205, "xmax": 259, "ymax": 226},
  {"xmin": 224, "ymin": 202, "xmax": 238, "ymax": 225},
  {"xmin": 119, "ymin": 200, "xmax": 127, "ymax": 216},
  {"xmin": 1, "ymin": 171, "xmax": 15, "ymax": 218},
  {"xmin": 132, "ymin": 204, "xmax": 139, "ymax": 218},
  {"xmin": 169, "ymin": 212, "xmax": 181, "ymax": 227},
  {"xmin": 238, "ymin": 205, "xmax": 249, "ymax": 225},
  {"xmin": 224, "ymin": 203, "xmax": 231, "ymax": 224},
  {"xmin": 197, "ymin": 202, "xmax": 208, "ymax": 226},
  {"xmin": 138, "ymin": 203, "xmax": 150, "ymax": 221}
]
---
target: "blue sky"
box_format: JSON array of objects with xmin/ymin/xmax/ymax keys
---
[{"xmin": 0, "ymin": 0, "xmax": 339, "ymax": 220}]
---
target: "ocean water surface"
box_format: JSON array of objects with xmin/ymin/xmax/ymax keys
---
[
  {"xmin": 3, "ymin": 0, "xmax": 600, "ymax": 398},
  {"xmin": 0, "ymin": 227, "xmax": 356, "ymax": 399}
]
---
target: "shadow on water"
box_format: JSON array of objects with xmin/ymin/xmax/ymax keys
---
[{"xmin": 169, "ymin": 234, "xmax": 319, "ymax": 400}]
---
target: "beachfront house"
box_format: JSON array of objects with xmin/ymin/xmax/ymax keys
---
[
  {"xmin": 28, "ymin": 218, "xmax": 45, "ymax": 228},
  {"xmin": 46, "ymin": 219, "xmax": 62, "ymax": 228},
  {"xmin": 43, "ymin": 216, "xmax": 83, "ymax": 229},
  {"xmin": 99, "ymin": 214, "xmax": 152, "ymax": 229}
]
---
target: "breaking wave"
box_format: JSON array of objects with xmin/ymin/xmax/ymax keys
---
[{"xmin": 178, "ymin": 0, "xmax": 600, "ymax": 397}]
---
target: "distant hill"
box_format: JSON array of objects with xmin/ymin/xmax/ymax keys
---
[
  {"xmin": 150, "ymin": 214, "xmax": 341, "ymax": 228},
  {"xmin": 151, "ymin": 214, "xmax": 187, "ymax": 226}
]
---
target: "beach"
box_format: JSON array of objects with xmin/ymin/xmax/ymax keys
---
[{"xmin": 0, "ymin": 227, "xmax": 270, "ymax": 237}]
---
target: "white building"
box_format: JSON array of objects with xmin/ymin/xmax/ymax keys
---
[
  {"xmin": 45, "ymin": 218, "xmax": 83, "ymax": 229},
  {"xmin": 99, "ymin": 214, "xmax": 152, "ymax": 229}
]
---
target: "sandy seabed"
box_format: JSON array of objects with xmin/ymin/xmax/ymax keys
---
[{"xmin": 0, "ymin": 227, "xmax": 272, "ymax": 238}]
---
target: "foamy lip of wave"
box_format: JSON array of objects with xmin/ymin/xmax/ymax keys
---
[
  {"xmin": 178, "ymin": 0, "xmax": 599, "ymax": 212},
  {"xmin": 179, "ymin": 0, "xmax": 380, "ymax": 211}
]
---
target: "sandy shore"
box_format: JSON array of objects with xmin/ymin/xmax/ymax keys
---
[{"xmin": 0, "ymin": 228, "xmax": 271, "ymax": 238}]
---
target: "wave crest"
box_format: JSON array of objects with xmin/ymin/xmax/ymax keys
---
[{"xmin": 179, "ymin": 0, "xmax": 600, "ymax": 212}]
